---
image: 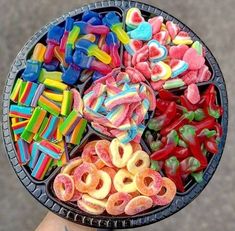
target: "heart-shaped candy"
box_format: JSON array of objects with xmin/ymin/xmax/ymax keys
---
[
  {"xmin": 166, "ymin": 21, "xmax": 180, "ymax": 40},
  {"xmin": 126, "ymin": 8, "xmax": 145, "ymax": 29},
  {"xmin": 181, "ymin": 70, "xmax": 198, "ymax": 85},
  {"xmin": 197, "ymin": 65, "xmax": 211, "ymax": 82},
  {"xmin": 124, "ymin": 39, "xmax": 143, "ymax": 55},
  {"xmin": 170, "ymin": 59, "xmax": 189, "ymax": 78},
  {"xmin": 148, "ymin": 39, "xmax": 168, "ymax": 63},
  {"xmin": 132, "ymin": 45, "xmax": 149, "ymax": 66},
  {"xmin": 152, "ymin": 30, "xmax": 170, "ymax": 45},
  {"xmin": 128, "ymin": 22, "xmax": 152, "ymax": 41},
  {"xmin": 169, "ymin": 45, "xmax": 189, "ymax": 59},
  {"xmin": 151, "ymin": 61, "xmax": 172, "ymax": 82},
  {"xmin": 192, "ymin": 41, "xmax": 203, "ymax": 56},
  {"xmin": 185, "ymin": 83, "xmax": 200, "ymax": 104},
  {"xmin": 183, "ymin": 48, "xmax": 205, "ymax": 70},
  {"xmin": 173, "ymin": 31, "xmax": 193, "ymax": 45},
  {"xmin": 148, "ymin": 16, "xmax": 163, "ymax": 35},
  {"xmin": 135, "ymin": 61, "xmax": 152, "ymax": 79}
]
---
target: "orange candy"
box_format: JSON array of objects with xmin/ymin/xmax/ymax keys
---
[
  {"xmin": 134, "ymin": 168, "xmax": 163, "ymax": 196},
  {"xmin": 151, "ymin": 177, "xmax": 176, "ymax": 206},
  {"xmin": 73, "ymin": 162, "xmax": 100, "ymax": 193},
  {"xmin": 101, "ymin": 166, "xmax": 117, "ymax": 194},
  {"xmin": 124, "ymin": 196, "xmax": 153, "ymax": 215},
  {"xmin": 95, "ymin": 140, "xmax": 114, "ymax": 167},
  {"xmin": 106, "ymin": 192, "xmax": 132, "ymax": 215},
  {"xmin": 53, "ymin": 173, "xmax": 75, "ymax": 201},
  {"xmin": 61, "ymin": 157, "xmax": 83, "ymax": 175}
]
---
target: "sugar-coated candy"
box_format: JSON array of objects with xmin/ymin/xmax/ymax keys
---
[
  {"xmin": 173, "ymin": 31, "xmax": 193, "ymax": 45},
  {"xmin": 106, "ymin": 192, "xmax": 132, "ymax": 215},
  {"xmin": 153, "ymin": 30, "xmax": 170, "ymax": 45},
  {"xmin": 126, "ymin": 150, "xmax": 150, "ymax": 175},
  {"xmin": 88, "ymin": 170, "xmax": 111, "ymax": 199},
  {"xmin": 134, "ymin": 168, "xmax": 162, "ymax": 196},
  {"xmin": 126, "ymin": 8, "xmax": 144, "ymax": 29},
  {"xmin": 77, "ymin": 197, "xmax": 105, "ymax": 215},
  {"xmin": 148, "ymin": 40, "xmax": 168, "ymax": 63},
  {"xmin": 151, "ymin": 177, "xmax": 176, "ymax": 206},
  {"xmin": 192, "ymin": 41, "xmax": 203, "ymax": 56},
  {"xmin": 151, "ymin": 61, "xmax": 172, "ymax": 82},
  {"xmin": 62, "ymin": 158, "xmax": 83, "ymax": 175},
  {"xmin": 169, "ymin": 44, "xmax": 189, "ymax": 60},
  {"xmin": 163, "ymin": 78, "xmax": 185, "ymax": 89},
  {"xmin": 166, "ymin": 21, "xmax": 180, "ymax": 40},
  {"xmin": 109, "ymin": 138, "xmax": 133, "ymax": 168},
  {"xmin": 185, "ymin": 83, "xmax": 200, "ymax": 104},
  {"xmin": 170, "ymin": 59, "xmax": 189, "ymax": 78},
  {"xmin": 128, "ymin": 22, "xmax": 152, "ymax": 41},
  {"xmin": 124, "ymin": 196, "xmax": 153, "ymax": 215},
  {"xmin": 113, "ymin": 169, "xmax": 136, "ymax": 193},
  {"xmin": 53, "ymin": 173, "xmax": 75, "ymax": 201},
  {"xmin": 183, "ymin": 48, "xmax": 205, "ymax": 70},
  {"xmin": 148, "ymin": 16, "xmax": 163, "ymax": 35},
  {"xmin": 73, "ymin": 162, "xmax": 100, "ymax": 193}
]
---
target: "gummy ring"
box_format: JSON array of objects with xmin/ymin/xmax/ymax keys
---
[
  {"xmin": 82, "ymin": 194, "xmax": 107, "ymax": 209},
  {"xmin": 134, "ymin": 168, "xmax": 163, "ymax": 196},
  {"xmin": 77, "ymin": 195, "xmax": 106, "ymax": 215},
  {"xmin": 113, "ymin": 169, "xmax": 137, "ymax": 193},
  {"xmin": 53, "ymin": 173, "xmax": 75, "ymax": 201},
  {"xmin": 95, "ymin": 140, "xmax": 114, "ymax": 167},
  {"xmin": 88, "ymin": 170, "xmax": 112, "ymax": 199},
  {"xmin": 61, "ymin": 157, "xmax": 83, "ymax": 175},
  {"xmin": 82, "ymin": 140, "xmax": 105, "ymax": 169},
  {"xmin": 73, "ymin": 162, "xmax": 100, "ymax": 193},
  {"xmin": 106, "ymin": 192, "xmax": 132, "ymax": 215},
  {"xmin": 109, "ymin": 138, "xmax": 133, "ymax": 168},
  {"xmin": 101, "ymin": 166, "xmax": 117, "ymax": 194},
  {"xmin": 151, "ymin": 177, "xmax": 176, "ymax": 206},
  {"xmin": 126, "ymin": 150, "xmax": 150, "ymax": 175},
  {"xmin": 124, "ymin": 196, "xmax": 153, "ymax": 215},
  {"xmin": 130, "ymin": 141, "xmax": 142, "ymax": 153},
  {"xmin": 69, "ymin": 189, "xmax": 82, "ymax": 202}
]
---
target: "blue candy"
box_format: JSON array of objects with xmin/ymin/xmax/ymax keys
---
[
  {"xmin": 128, "ymin": 22, "xmax": 152, "ymax": 41},
  {"xmin": 75, "ymin": 39, "xmax": 92, "ymax": 54},
  {"xmin": 65, "ymin": 44, "xmax": 73, "ymax": 64},
  {"xmin": 42, "ymin": 59, "xmax": 60, "ymax": 71},
  {"xmin": 73, "ymin": 50, "xmax": 93, "ymax": 69},
  {"xmin": 22, "ymin": 60, "xmax": 41, "ymax": 82},
  {"xmin": 87, "ymin": 17, "xmax": 102, "ymax": 25},
  {"xmin": 92, "ymin": 71, "xmax": 103, "ymax": 81},
  {"xmin": 62, "ymin": 64, "xmax": 81, "ymax": 85},
  {"xmin": 47, "ymin": 25, "xmax": 64, "ymax": 44},
  {"xmin": 64, "ymin": 17, "xmax": 74, "ymax": 32},
  {"xmin": 106, "ymin": 32, "xmax": 119, "ymax": 46},
  {"xmin": 102, "ymin": 12, "xmax": 120, "ymax": 27}
]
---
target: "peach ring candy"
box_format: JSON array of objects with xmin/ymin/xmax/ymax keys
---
[
  {"xmin": 61, "ymin": 157, "xmax": 83, "ymax": 175},
  {"xmin": 88, "ymin": 170, "xmax": 112, "ymax": 199},
  {"xmin": 82, "ymin": 194, "xmax": 107, "ymax": 209},
  {"xmin": 69, "ymin": 190, "xmax": 82, "ymax": 202},
  {"xmin": 82, "ymin": 140, "xmax": 105, "ymax": 169},
  {"xmin": 106, "ymin": 192, "xmax": 132, "ymax": 215},
  {"xmin": 124, "ymin": 195, "xmax": 153, "ymax": 215},
  {"xmin": 95, "ymin": 140, "xmax": 114, "ymax": 167},
  {"xmin": 109, "ymin": 138, "xmax": 133, "ymax": 168},
  {"xmin": 134, "ymin": 168, "xmax": 163, "ymax": 196},
  {"xmin": 101, "ymin": 166, "xmax": 117, "ymax": 194},
  {"xmin": 113, "ymin": 169, "xmax": 137, "ymax": 193},
  {"xmin": 73, "ymin": 162, "xmax": 100, "ymax": 193},
  {"xmin": 151, "ymin": 177, "xmax": 176, "ymax": 206},
  {"xmin": 53, "ymin": 173, "xmax": 75, "ymax": 201},
  {"xmin": 77, "ymin": 197, "xmax": 105, "ymax": 215},
  {"xmin": 127, "ymin": 150, "xmax": 150, "ymax": 175}
]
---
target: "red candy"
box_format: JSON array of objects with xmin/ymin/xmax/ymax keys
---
[
  {"xmin": 185, "ymin": 83, "xmax": 201, "ymax": 104},
  {"xmin": 183, "ymin": 48, "xmax": 205, "ymax": 70},
  {"xmin": 169, "ymin": 45, "xmax": 189, "ymax": 60}
]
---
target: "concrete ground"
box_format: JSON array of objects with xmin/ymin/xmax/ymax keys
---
[{"xmin": 0, "ymin": 0, "xmax": 234, "ymax": 230}]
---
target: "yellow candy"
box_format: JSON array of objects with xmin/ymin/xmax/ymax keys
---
[
  {"xmin": 79, "ymin": 34, "xmax": 96, "ymax": 43},
  {"xmin": 126, "ymin": 150, "xmax": 150, "ymax": 175},
  {"xmin": 88, "ymin": 170, "xmax": 111, "ymax": 199},
  {"xmin": 109, "ymin": 138, "xmax": 133, "ymax": 168},
  {"xmin": 44, "ymin": 78, "xmax": 68, "ymax": 91},
  {"xmin": 43, "ymin": 90, "xmax": 63, "ymax": 102},
  {"xmin": 31, "ymin": 43, "xmax": 46, "ymax": 62},
  {"xmin": 77, "ymin": 198, "xmax": 105, "ymax": 215},
  {"xmin": 82, "ymin": 194, "xmax": 107, "ymax": 208},
  {"xmin": 61, "ymin": 158, "xmax": 83, "ymax": 175},
  {"xmin": 38, "ymin": 68, "xmax": 62, "ymax": 82},
  {"xmin": 151, "ymin": 61, "xmax": 172, "ymax": 82},
  {"xmin": 113, "ymin": 169, "xmax": 137, "ymax": 193}
]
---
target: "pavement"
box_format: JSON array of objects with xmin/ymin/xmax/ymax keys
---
[{"xmin": 0, "ymin": 0, "xmax": 234, "ymax": 230}]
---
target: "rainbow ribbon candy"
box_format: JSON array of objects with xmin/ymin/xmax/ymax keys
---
[
  {"xmin": 31, "ymin": 83, "xmax": 45, "ymax": 107},
  {"xmin": 18, "ymin": 81, "xmax": 38, "ymax": 106},
  {"xmin": 69, "ymin": 118, "xmax": 87, "ymax": 145},
  {"xmin": 28, "ymin": 142, "xmax": 40, "ymax": 169},
  {"xmin": 38, "ymin": 95, "xmax": 61, "ymax": 116},
  {"xmin": 9, "ymin": 105, "xmax": 33, "ymax": 119},
  {"xmin": 11, "ymin": 120, "xmax": 29, "ymax": 135},
  {"xmin": 61, "ymin": 90, "xmax": 73, "ymax": 116},
  {"xmin": 41, "ymin": 115, "xmax": 60, "ymax": 140},
  {"xmin": 16, "ymin": 139, "xmax": 30, "ymax": 165},
  {"xmin": 10, "ymin": 78, "xmax": 23, "ymax": 103},
  {"xmin": 31, "ymin": 153, "xmax": 52, "ymax": 180}
]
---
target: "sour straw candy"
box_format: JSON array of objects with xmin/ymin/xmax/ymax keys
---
[{"xmin": 15, "ymin": 139, "xmax": 30, "ymax": 165}]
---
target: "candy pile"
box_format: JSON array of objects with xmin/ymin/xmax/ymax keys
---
[
  {"xmin": 144, "ymin": 84, "xmax": 223, "ymax": 192},
  {"xmin": 123, "ymin": 8, "xmax": 212, "ymax": 91},
  {"xmin": 82, "ymin": 68, "xmax": 156, "ymax": 143},
  {"xmin": 53, "ymin": 139, "xmax": 176, "ymax": 215}
]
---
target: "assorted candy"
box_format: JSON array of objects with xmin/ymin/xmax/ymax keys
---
[
  {"xmin": 8, "ymin": 7, "xmax": 223, "ymax": 217},
  {"xmin": 53, "ymin": 139, "xmax": 176, "ymax": 215},
  {"xmin": 144, "ymin": 84, "xmax": 223, "ymax": 192}
]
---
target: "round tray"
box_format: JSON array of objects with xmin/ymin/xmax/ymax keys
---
[{"xmin": 1, "ymin": 0, "xmax": 228, "ymax": 229}]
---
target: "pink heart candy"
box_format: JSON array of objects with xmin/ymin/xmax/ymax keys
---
[
  {"xmin": 135, "ymin": 62, "xmax": 151, "ymax": 79},
  {"xmin": 148, "ymin": 16, "xmax": 163, "ymax": 35},
  {"xmin": 166, "ymin": 21, "xmax": 180, "ymax": 40},
  {"xmin": 197, "ymin": 65, "xmax": 212, "ymax": 82},
  {"xmin": 153, "ymin": 31, "xmax": 169, "ymax": 45},
  {"xmin": 181, "ymin": 70, "xmax": 198, "ymax": 85},
  {"xmin": 169, "ymin": 45, "xmax": 189, "ymax": 59},
  {"xmin": 183, "ymin": 48, "xmax": 205, "ymax": 70}
]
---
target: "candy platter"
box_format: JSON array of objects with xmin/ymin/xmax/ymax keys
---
[{"xmin": 1, "ymin": 1, "xmax": 228, "ymax": 229}]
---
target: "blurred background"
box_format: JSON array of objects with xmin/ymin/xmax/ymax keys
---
[{"xmin": 0, "ymin": 0, "xmax": 234, "ymax": 230}]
